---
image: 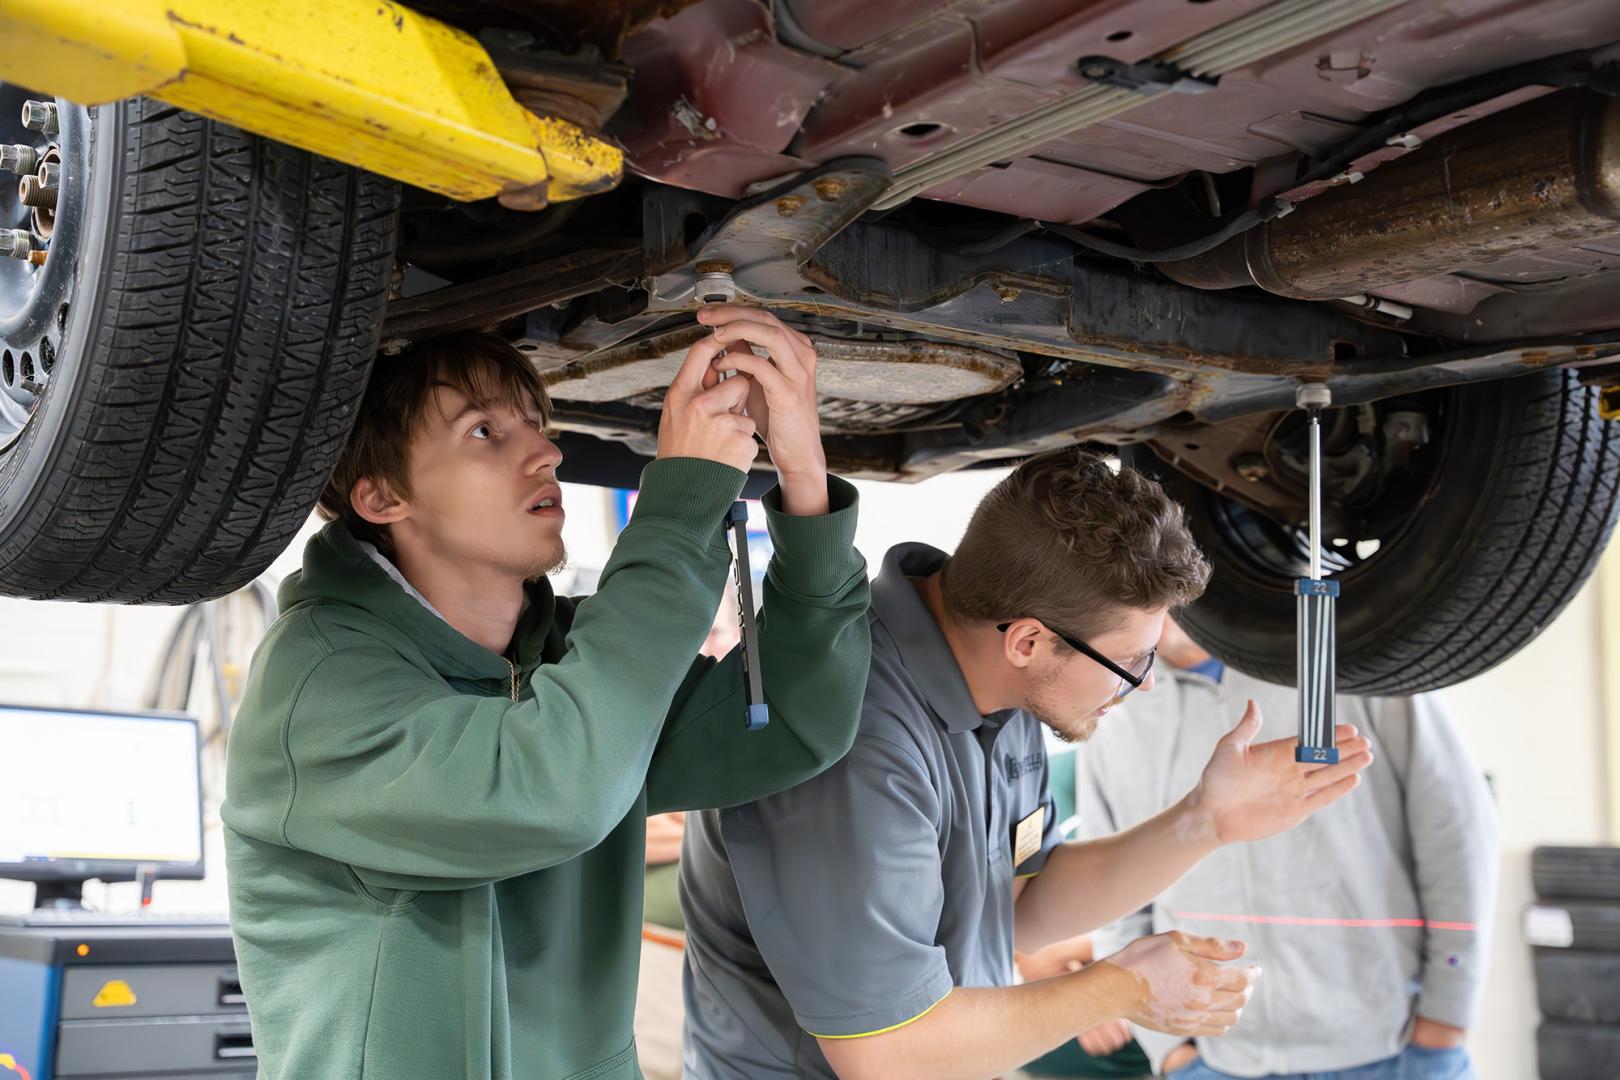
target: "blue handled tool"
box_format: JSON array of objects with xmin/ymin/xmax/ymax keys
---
[
  {"xmin": 1296, "ymin": 383, "xmax": 1338, "ymax": 765},
  {"xmin": 727, "ymin": 500, "xmax": 769, "ymax": 731},
  {"xmin": 702, "ymin": 273, "xmax": 767, "ymax": 730}
]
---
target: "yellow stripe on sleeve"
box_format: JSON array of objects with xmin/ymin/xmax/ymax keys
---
[{"xmin": 807, "ymin": 988, "xmax": 953, "ymax": 1040}]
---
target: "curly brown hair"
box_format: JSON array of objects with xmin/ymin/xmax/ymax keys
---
[
  {"xmin": 316, "ymin": 333, "xmax": 550, "ymax": 557},
  {"xmin": 940, "ymin": 448, "xmax": 1210, "ymax": 640}
]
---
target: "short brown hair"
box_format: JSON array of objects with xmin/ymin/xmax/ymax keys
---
[
  {"xmin": 941, "ymin": 449, "xmax": 1210, "ymax": 641},
  {"xmin": 317, "ymin": 333, "xmax": 550, "ymax": 556}
]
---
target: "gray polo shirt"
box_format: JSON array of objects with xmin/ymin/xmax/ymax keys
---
[{"xmin": 680, "ymin": 542, "xmax": 1061, "ymax": 1079}]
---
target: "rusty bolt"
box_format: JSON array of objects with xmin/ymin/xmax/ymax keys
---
[
  {"xmin": 775, "ymin": 195, "xmax": 806, "ymax": 217},
  {"xmin": 812, "ymin": 177, "xmax": 848, "ymax": 202},
  {"xmin": 29, "ymin": 249, "xmax": 46, "ymax": 266},
  {"xmin": 0, "ymin": 228, "xmax": 32, "ymax": 261},
  {"xmin": 21, "ymin": 100, "xmax": 58, "ymax": 136},
  {"xmin": 19, "ymin": 175, "xmax": 56, "ymax": 210},
  {"xmin": 0, "ymin": 143, "xmax": 38, "ymax": 175},
  {"xmin": 994, "ymin": 284, "xmax": 1021, "ymax": 304},
  {"xmin": 1234, "ymin": 454, "xmax": 1269, "ymax": 482},
  {"xmin": 38, "ymin": 161, "xmax": 60, "ymax": 190}
]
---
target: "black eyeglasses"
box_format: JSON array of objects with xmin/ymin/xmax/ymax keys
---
[{"xmin": 996, "ymin": 620, "xmax": 1156, "ymax": 700}]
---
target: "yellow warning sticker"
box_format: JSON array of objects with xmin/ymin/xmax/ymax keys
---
[{"xmin": 92, "ymin": 979, "xmax": 137, "ymax": 1008}]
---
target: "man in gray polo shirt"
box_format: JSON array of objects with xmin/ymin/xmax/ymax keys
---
[{"xmin": 680, "ymin": 450, "xmax": 1374, "ymax": 1079}]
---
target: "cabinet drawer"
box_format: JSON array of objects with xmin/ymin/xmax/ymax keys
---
[
  {"xmin": 55, "ymin": 1015, "xmax": 255, "ymax": 1076},
  {"xmin": 60, "ymin": 965, "xmax": 246, "ymax": 1020}
]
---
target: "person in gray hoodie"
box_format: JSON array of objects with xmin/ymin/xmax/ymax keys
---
[{"xmin": 1078, "ymin": 618, "xmax": 1499, "ymax": 1080}]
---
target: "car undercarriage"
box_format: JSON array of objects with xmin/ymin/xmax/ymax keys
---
[{"xmin": 1, "ymin": 0, "xmax": 1618, "ymax": 691}]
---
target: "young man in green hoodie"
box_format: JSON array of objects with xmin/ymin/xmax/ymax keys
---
[{"xmin": 221, "ymin": 305, "xmax": 871, "ymax": 1080}]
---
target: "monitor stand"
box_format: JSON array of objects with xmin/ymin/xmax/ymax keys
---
[{"xmin": 32, "ymin": 880, "xmax": 87, "ymax": 911}]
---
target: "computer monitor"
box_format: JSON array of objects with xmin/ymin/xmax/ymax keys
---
[{"xmin": 0, "ymin": 703, "xmax": 204, "ymax": 908}]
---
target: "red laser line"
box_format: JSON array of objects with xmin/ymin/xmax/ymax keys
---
[{"xmin": 1172, "ymin": 910, "xmax": 1477, "ymax": 932}]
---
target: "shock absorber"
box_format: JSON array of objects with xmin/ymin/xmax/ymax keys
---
[{"xmin": 1296, "ymin": 383, "xmax": 1338, "ymax": 764}]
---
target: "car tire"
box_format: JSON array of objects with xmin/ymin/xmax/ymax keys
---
[
  {"xmin": 1535, "ymin": 950, "xmax": 1620, "ymax": 1023},
  {"xmin": 0, "ymin": 91, "xmax": 398, "ymax": 603},
  {"xmin": 1538, "ymin": 1021, "xmax": 1620, "ymax": 1079},
  {"xmin": 1121, "ymin": 370, "xmax": 1620, "ymax": 694},
  {"xmin": 1534, "ymin": 847, "xmax": 1620, "ymax": 902}
]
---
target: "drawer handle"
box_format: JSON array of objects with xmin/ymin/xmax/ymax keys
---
[
  {"xmin": 218, "ymin": 976, "xmax": 246, "ymax": 1007},
  {"xmin": 215, "ymin": 1031, "xmax": 256, "ymax": 1060}
]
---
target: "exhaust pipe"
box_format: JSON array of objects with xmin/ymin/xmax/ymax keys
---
[{"xmin": 1161, "ymin": 89, "xmax": 1620, "ymax": 300}]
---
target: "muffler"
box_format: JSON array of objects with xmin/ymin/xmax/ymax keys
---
[{"xmin": 1161, "ymin": 89, "xmax": 1620, "ymax": 300}]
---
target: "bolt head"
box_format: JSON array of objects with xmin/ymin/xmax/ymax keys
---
[
  {"xmin": 1081, "ymin": 63, "xmax": 1111, "ymax": 79},
  {"xmin": 39, "ymin": 161, "xmax": 60, "ymax": 190},
  {"xmin": 1234, "ymin": 454, "xmax": 1269, "ymax": 482},
  {"xmin": 811, "ymin": 177, "xmax": 848, "ymax": 202},
  {"xmin": 21, "ymin": 99, "xmax": 58, "ymax": 135},
  {"xmin": 1296, "ymin": 383, "xmax": 1333, "ymax": 409},
  {"xmin": 0, "ymin": 144, "xmax": 38, "ymax": 175},
  {"xmin": 0, "ymin": 228, "xmax": 32, "ymax": 260},
  {"xmin": 19, "ymin": 175, "xmax": 56, "ymax": 210},
  {"xmin": 694, "ymin": 271, "xmax": 738, "ymax": 305}
]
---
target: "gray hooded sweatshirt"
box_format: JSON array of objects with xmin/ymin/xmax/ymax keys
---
[{"xmin": 1080, "ymin": 665, "xmax": 1498, "ymax": 1076}]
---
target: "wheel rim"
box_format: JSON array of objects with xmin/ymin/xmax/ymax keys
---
[
  {"xmin": 1200, "ymin": 394, "xmax": 1454, "ymax": 589},
  {"xmin": 0, "ymin": 87, "xmax": 87, "ymax": 453}
]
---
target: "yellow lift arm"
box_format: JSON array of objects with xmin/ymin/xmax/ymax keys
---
[{"xmin": 0, "ymin": 0, "xmax": 623, "ymax": 206}]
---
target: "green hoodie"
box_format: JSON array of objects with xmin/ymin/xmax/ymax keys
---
[{"xmin": 222, "ymin": 459, "xmax": 869, "ymax": 1079}]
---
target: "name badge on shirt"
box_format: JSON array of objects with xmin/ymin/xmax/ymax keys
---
[{"xmin": 1013, "ymin": 806, "xmax": 1045, "ymax": 868}]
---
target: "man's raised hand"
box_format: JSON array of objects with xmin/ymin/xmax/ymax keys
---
[
  {"xmin": 656, "ymin": 328, "xmax": 760, "ymax": 474},
  {"xmin": 696, "ymin": 305, "xmax": 828, "ymax": 515},
  {"xmin": 1191, "ymin": 701, "xmax": 1373, "ymax": 845}
]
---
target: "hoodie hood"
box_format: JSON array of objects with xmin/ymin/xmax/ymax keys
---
[{"xmin": 278, "ymin": 521, "xmax": 559, "ymax": 683}]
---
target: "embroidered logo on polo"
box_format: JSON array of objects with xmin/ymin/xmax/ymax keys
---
[{"xmin": 1004, "ymin": 752, "xmax": 1043, "ymax": 781}]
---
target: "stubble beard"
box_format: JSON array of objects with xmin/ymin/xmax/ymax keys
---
[
  {"xmin": 1024, "ymin": 665, "xmax": 1102, "ymax": 745},
  {"xmin": 523, "ymin": 541, "xmax": 568, "ymax": 584}
]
